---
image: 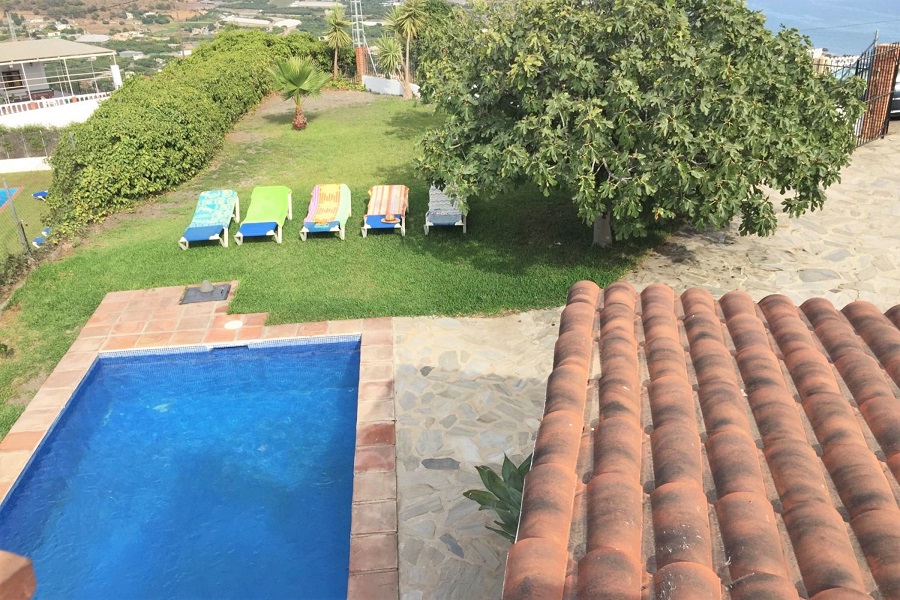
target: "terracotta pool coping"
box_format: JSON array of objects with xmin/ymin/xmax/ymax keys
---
[{"xmin": 0, "ymin": 282, "xmax": 399, "ymax": 599}]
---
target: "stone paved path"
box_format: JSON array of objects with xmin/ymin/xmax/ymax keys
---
[
  {"xmin": 394, "ymin": 311, "xmax": 559, "ymax": 600},
  {"xmin": 394, "ymin": 130, "xmax": 900, "ymax": 599},
  {"xmin": 627, "ymin": 130, "xmax": 900, "ymax": 310}
]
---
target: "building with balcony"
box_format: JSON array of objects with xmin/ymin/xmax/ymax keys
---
[{"xmin": 0, "ymin": 39, "xmax": 122, "ymax": 128}]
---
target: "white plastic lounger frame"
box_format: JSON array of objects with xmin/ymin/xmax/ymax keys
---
[
  {"xmin": 424, "ymin": 186, "xmax": 466, "ymax": 235},
  {"xmin": 299, "ymin": 221, "xmax": 344, "ymax": 242},
  {"xmin": 234, "ymin": 191, "xmax": 292, "ymax": 245},
  {"xmin": 424, "ymin": 214, "xmax": 466, "ymax": 235},
  {"xmin": 178, "ymin": 195, "xmax": 241, "ymax": 250}
]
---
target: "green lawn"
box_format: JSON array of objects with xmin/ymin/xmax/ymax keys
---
[
  {"xmin": 0, "ymin": 171, "xmax": 51, "ymax": 256},
  {"xmin": 0, "ymin": 94, "xmax": 657, "ymax": 435}
]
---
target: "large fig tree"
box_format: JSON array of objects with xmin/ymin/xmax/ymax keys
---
[{"xmin": 418, "ymin": 0, "xmax": 865, "ymax": 245}]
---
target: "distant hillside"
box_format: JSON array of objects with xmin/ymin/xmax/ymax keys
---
[{"xmin": 3, "ymin": 0, "xmax": 192, "ymax": 21}]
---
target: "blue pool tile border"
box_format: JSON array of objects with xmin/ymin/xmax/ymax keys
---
[{"xmin": 99, "ymin": 334, "xmax": 362, "ymax": 359}]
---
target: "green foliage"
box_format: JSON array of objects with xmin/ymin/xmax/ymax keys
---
[
  {"xmin": 46, "ymin": 30, "xmax": 335, "ymax": 231},
  {"xmin": 418, "ymin": 0, "xmax": 866, "ymax": 241},
  {"xmin": 269, "ymin": 56, "xmax": 331, "ymax": 130},
  {"xmin": 269, "ymin": 56, "xmax": 330, "ymax": 108},
  {"xmin": 324, "ymin": 6, "xmax": 352, "ymax": 79},
  {"xmin": 322, "ymin": 78, "xmax": 366, "ymax": 92},
  {"xmin": 0, "ymin": 252, "xmax": 29, "ymax": 292},
  {"xmin": 101, "ymin": 39, "xmax": 175, "ymax": 55},
  {"xmin": 0, "ymin": 126, "xmax": 58, "ymax": 159},
  {"xmin": 374, "ymin": 35, "xmax": 403, "ymax": 78},
  {"xmin": 463, "ymin": 454, "xmax": 532, "ymax": 543},
  {"xmin": 385, "ymin": 0, "xmax": 428, "ymax": 97}
]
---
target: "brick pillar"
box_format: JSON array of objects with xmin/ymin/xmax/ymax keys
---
[
  {"xmin": 860, "ymin": 44, "xmax": 900, "ymax": 142},
  {"xmin": 355, "ymin": 46, "xmax": 370, "ymax": 82}
]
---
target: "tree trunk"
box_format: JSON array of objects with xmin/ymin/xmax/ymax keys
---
[
  {"xmin": 592, "ymin": 214, "xmax": 612, "ymax": 247},
  {"xmin": 333, "ymin": 46, "xmax": 339, "ymax": 79},
  {"xmin": 403, "ymin": 32, "xmax": 412, "ymax": 100},
  {"xmin": 292, "ymin": 104, "xmax": 307, "ymax": 130}
]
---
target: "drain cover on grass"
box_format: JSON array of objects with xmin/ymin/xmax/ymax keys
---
[{"xmin": 181, "ymin": 282, "xmax": 231, "ymax": 304}]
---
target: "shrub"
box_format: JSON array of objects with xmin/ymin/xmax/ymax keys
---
[
  {"xmin": 463, "ymin": 453, "xmax": 532, "ymax": 543},
  {"xmin": 46, "ymin": 30, "xmax": 335, "ymax": 231},
  {"xmin": 0, "ymin": 252, "xmax": 30, "ymax": 292},
  {"xmin": 323, "ymin": 77, "xmax": 366, "ymax": 92}
]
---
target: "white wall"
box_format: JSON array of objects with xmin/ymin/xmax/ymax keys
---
[
  {"xmin": 362, "ymin": 76, "xmax": 420, "ymax": 97},
  {"xmin": 0, "ymin": 99, "xmax": 102, "ymax": 128},
  {"xmin": 0, "ymin": 157, "xmax": 50, "ymax": 173},
  {"xmin": 21, "ymin": 63, "xmax": 50, "ymax": 90}
]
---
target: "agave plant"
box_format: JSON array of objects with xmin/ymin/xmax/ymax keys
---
[{"xmin": 463, "ymin": 453, "xmax": 532, "ymax": 543}]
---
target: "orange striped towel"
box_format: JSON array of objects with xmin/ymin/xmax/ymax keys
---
[{"xmin": 367, "ymin": 185, "xmax": 409, "ymax": 217}]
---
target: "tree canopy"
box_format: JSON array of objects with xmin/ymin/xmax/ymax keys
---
[
  {"xmin": 385, "ymin": 0, "xmax": 428, "ymax": 99},
  {"xmin": 324, "ymin": 6, "xmax": 351, "ymax": 79},
  {"xmin": 418, "ymin": 0, "xmax": 865, "ymax": 243}
]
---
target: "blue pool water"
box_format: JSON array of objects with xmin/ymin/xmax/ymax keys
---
[
  {"xmin": 0, "ymin": 187, "xmax": 19, "ymax": 210},
  {"xmin": 0, "ymin": 339, "xmax": 361, "ymax": 599}
]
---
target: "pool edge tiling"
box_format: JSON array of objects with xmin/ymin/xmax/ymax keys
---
[{"xmin": 0, "ymin": 282, "xmax": 400, "ymax": 600}]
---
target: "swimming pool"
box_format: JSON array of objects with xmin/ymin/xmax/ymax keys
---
[{"xmin": 0, "ymin": 338, "xmax": 360, "ymax": 599}]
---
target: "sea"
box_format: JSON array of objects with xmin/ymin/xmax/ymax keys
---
[{"xmin": 744, "ymin": 0, "xmax": 900, "ymax": 56}]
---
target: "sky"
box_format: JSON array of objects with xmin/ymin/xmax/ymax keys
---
[{"xmin": 744, "ymin": 0, "xmax": 900, "ymax": 55}]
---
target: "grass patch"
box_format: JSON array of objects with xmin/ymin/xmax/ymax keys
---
[
  {"xmin": 0, "ymin": 171, "xmax": 51, "ymax": 256},
  {"xmin": 0, "ymin": 94, "xmax": 657, "ymax": 436}
]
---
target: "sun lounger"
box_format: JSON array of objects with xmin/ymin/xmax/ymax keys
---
[
  {"xmin": 32, "ymin": 191, "xmax": 48, "ymax": 200},
  {"xmin": 234, "ymin": 186, "xmax": 292, "ymax": 245},
  {"xmin": 425, "ymin": 186, "xmax": 466, "ymax": 234},
  {"xmin": 300, "ymin": 184, "xmax": 352, "ymax": 241},
  {"xmin": 32, "ymin": 227, "xmax": 50, "ymax": 248},
  {"xmin": 362, "ymin": 184, "xmax": 409, "ymax": 238},
  {"xmin": 178, "ymin": 190, "xmax": 240, "ymax": 250}
]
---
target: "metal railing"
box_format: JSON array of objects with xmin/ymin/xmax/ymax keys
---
[
  {"xmin": 816, "ymin": 39, "xmax": 900, "ymax": 147},
  {"xmin": 0, "ymin": 92, "xmax": 112, "ymax": 117}
]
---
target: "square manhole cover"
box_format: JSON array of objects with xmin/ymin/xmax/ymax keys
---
[{"xmin": 181, "ymin": 282, "xmax": 231, "ymax": 305}]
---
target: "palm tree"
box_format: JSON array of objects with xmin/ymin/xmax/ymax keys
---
[
  {"xmin": 324, "ymin": 6, "xmax": 351, "ymax": 80},
  {"xmin": 268, "ymin": 56, "xmax": 330, "ymax": 130},
  {"xmin": 385, "ymin": 0, "xmax": 427, "ymax": 99},
  {"xmin": 374, "ymin": 35, "xmax": 403, "ymax": 80}
]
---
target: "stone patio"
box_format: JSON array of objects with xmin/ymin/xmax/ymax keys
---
[{"xmin": 393, "ymin": 311, "xmax": 560, "ymax": 599}]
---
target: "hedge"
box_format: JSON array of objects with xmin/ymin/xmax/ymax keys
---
[{"xmin": 47, "ymin": 30, "xmax": 336, "ymax": 230}]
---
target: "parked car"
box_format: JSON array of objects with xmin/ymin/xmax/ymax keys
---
[{"xmin": 892, "ymin": 72, "xmax": 900, "ymax": 118}]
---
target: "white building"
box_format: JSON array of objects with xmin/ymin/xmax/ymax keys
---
[
  {"xmin": 75, "ymin": 34, "xmax": 110, "ymax": 44},
  {"xmin": 221, "ymin": 15, "xmax": 270, "ymax": 27},
  {"xmin": 289, "ymin": 0, "xmax": 342, "ymax": 7},
  {"xmin": 271, "ymin": 19, "xmax": 302, "ymax": 29},
  {"xmin": 0, "ymin": 39, "xmax": 122, "ymax": 127}
]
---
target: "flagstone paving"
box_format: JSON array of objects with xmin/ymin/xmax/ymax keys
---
[
  {"xmin": 393, "ymin": 310, "xmax": 560, "ymax": 600},
  {"xmin": 626, "ymin": 129, "xmax": 900, "ymax": 309}
]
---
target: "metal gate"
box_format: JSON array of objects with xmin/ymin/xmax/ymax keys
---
[
  {"xmin": 852, "ymin": 41, "xmax": 900, "ymax": 147},
  {"xmin": 816, "ymin": 39, "xmax": 900, "ymax": 147}
]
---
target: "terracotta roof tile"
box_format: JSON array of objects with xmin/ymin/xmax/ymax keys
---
[
  {"xmin": 504, "ymin": 281, "xmax": 900, "ymax": 600},
  {"xmin": 728, "ymin": 572, "xmax": 801, "ymax": 599}
]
